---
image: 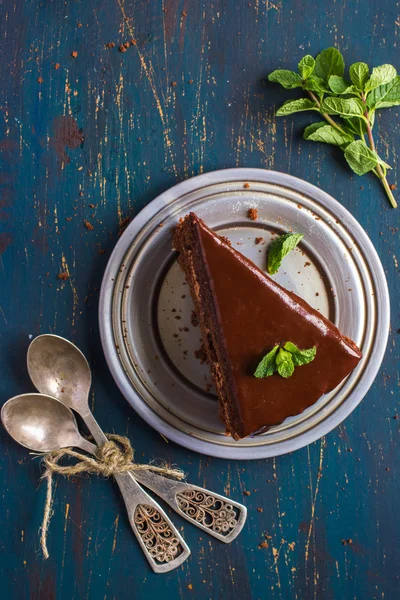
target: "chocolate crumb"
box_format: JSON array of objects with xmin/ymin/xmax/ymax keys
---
[
  {"xmin": 105, "ymin": 42, "xmax": 115, "ymax": 49},
  {"xmin": 257, "ymin": 507, "xmax": 263, "ymax": 513},
  {"xmin": 255, "ymin": 237, "xmax": 264, "ymax": 245},
  {"xmin": 71, "ymin": 51, "xmax": 78, "ymax": 58},
  {"xmin": 191, "ymin": 311, "xmax": 199, "ymax": 327},
  {"xmin": 182, "ymin": 10, "xmax": 188, "ymax": 16},
  {"xmin": 84, "ymin": 220, "xmax": 94, "ymax": 230},
  {"xmin": 315, "ymin": 292, "xmax": 319, "ymax": 296},
  {"xmin": 194, "ymin": 345, "xmax": 208, "ymax": 364},
  {"xmin": 37, "ymin": 77, "xmax": 43, "ymax": 83},
  {"xmin": 188, "ymin": 79, "xmax": 193, "ymax": 84},
  {"xmin": 54, "ymin": 63, "xmax": 60, "ymax": 70},
  {"xmin": 220, "ymin": 235, "xmax": 232, "ymax": 246},
  {"xmin": 248, "ymin": 207, "xmax": 258, "ymax": 220},
  {"xmin": 304, "ymin": 262, "xmax": 311, "ymax": 267},
  {"xmin": 171, "ymin": 81, "xmax": 177, "ymax": 87},
  {"xmin": 57, "ymin": 272, "xmax": 69, "ymax": 281},
  {"xmin": 341, "ymin": 538, "xmax": 353, "ymax": 546},
  {"xmin": 258, "ymin": 541, "xmax": 269, "ymax": 549},
  {"xmin": 244, "ymin": 182, "xmax": 250, "ymax": 189},
  {"xmin": 119, "ymin": 45, "xmax": 127, "ymax": 53},
  {"xmin": 243, "ymin": 490, "xmax": 251, "ymax": 496},
  {"xmin": 389, "ymin": 183, "xmax": 397, "ymax": 190}
]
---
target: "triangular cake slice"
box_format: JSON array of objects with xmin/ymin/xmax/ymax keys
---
[{"xmin": 173, "ymin": 213, "xmax": 362, "ymax": 440}]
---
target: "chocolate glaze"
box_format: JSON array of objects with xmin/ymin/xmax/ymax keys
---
[{"xmin": 193, "ymin": 215, "xmax": 362, "ymax": 438}]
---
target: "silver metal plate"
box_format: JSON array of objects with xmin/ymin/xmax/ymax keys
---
[{"xmin": 99, "ymin": 169, "xmax": 389, "ymax": 460}]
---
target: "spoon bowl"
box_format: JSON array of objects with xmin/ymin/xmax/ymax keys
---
[
  {"xmin": 1, "ymin": 393, "xmax": 95, "ymax": 454},
  {"xmin": 27, "ymin": 334, "xmax": 92, "ymax": 416}
]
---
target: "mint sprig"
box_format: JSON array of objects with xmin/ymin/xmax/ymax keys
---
[
  {"xmin": 269, "ymin": 48, "xmax": 398, "ymax": 208},
  {"xmin": 254, "ymin": 342, "xmax": 317, "ymax": 379},
  {"xmin": 267, "ymin": 232, "xmax": 303, "ymax": 275}
]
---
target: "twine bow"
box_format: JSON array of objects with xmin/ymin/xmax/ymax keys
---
[{"xmin": 39, "ymin": 434, "xmax": 184, "ymax": 559}]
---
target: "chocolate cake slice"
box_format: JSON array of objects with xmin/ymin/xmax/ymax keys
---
[{"xmin": 173, "ymin": 213, "xmax": 362, "ymax": 440}]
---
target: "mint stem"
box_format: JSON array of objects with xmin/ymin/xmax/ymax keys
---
[
  {"xmin": 306, "ymin": 90, "xmax": 349, "ymax": 135},
  {"xmin": 361, "ymin": 94, "xmax": 397, "ymax": 209}
]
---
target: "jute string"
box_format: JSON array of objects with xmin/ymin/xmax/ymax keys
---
[{"xmin": 38, "ymin": 434, "xmax": 184, "ymax": 559}]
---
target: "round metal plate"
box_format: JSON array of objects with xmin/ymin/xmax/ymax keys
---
[{"xmin": 99, "ymin": 169, "xmax": 389, "ymax": 460}]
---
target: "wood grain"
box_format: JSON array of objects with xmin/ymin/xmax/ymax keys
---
[{"xmin": 0, "ymin": 1, "xmax": 399, "ymax": 598}]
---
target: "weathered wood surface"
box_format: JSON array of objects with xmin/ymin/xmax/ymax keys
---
[{"xmin": 0, "ymin": 1, "xmax": 399, "ymax": 598}]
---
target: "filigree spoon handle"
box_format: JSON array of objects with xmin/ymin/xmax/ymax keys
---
[
  {"xmin": 114, "ymin": 473, "xmax": 190, "ymax": 573},
  {"xmin": 82, "ymin": 413, "xmax": 190, "ymax": 573},
  {"xmin": 132, "ymin": 470, "xmax": 247, "ymax": 544}
]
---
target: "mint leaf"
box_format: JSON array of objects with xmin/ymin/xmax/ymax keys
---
[
  {"xmin": 276, "ymin": 98, "xmax": 317, "ymax": 116},
  {"xmin": 349, "ymin": 62, "xmax": 370, "ymax": 90},
  {"xmin": 298, "ymin": 55, "xmax": 315, "ymax": 79},
  {"xmin": 267, "ymin": 232, "xmax": 304, "ymax": 275},
  {"xmin": 276, "ymin": 349, "xmax": 295, "ymax": 378},
  {"xmin": 283, "ymin": 342, "xmax": 317, "ymax": 366},
  {"xmin": 367, "ymin": 76, "xmax": 400, "ymax": 109},
  {"xmin": 365, "ymin": 64, "xmax": 397, "ymax": 92},
  {"xmin": 342, "ymin": 115, "xmax": 368, "ymax": 136},
  {"xmin": 328, "ymin": 76, "xmax": 352, "ymax": 94},
  {"xmin": 304, "ymin": 122, "xmax": 354, "ymax": 146},
  {"xmin": 344, "ymin": 140, "xmax": 380, "ymax": 175},
  {"xmin": 253, "ymin": 345, "xmax": 279, "ymax": 378},
  {"xmin": 327, "ymin": 76, "xmax": 359, "ymax": 95},
  {"xmin": 321, "ymin": 96, "xmax": 365, "ymax": 117},
  {"xmin": 268, "ymin": 70, "xmax": 302, "ymax": 89},
  {"xmin": 304, "ymin": 76, "xmax": 329, "ymax": 94},
  {"xmin": 315, "ymin": 47, "xmax": 345, "ymax": 81}
]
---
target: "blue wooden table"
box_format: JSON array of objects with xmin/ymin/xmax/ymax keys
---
[{"xmin": 1, "ymin": 1, "xmax": 399, "ymax": 598}]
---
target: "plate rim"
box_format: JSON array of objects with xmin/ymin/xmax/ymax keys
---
[{"xmin": 99, "ymin": 168, "xmax": 390, "ymax": 460}]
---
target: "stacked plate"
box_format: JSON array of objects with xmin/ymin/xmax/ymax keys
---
[{"xmin": 99, "ymin": 169, "xmax": 389, "ymax": 459}]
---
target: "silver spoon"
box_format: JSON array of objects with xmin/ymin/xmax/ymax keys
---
[
  {"xmin": 1, "ymin": 393, "xmax": 190, "ymax": 573},
  {"xmin": 27, "ymin": 334, "xmax": 247, "ymax": 543}
]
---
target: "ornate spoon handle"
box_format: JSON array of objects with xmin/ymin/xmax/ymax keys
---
[
  {"xmin": 83, "ymin": 412, "xmax": 245, "ymax": 544},
  {"xmin": 114, "ymin": 473, "xmax": 190, "ymax": 573},
  {"xmin": 82, "ymin": 414, "xmax": 190, "ymax": 573},
  {"xmin": 132, "ymin": 470, "xmax": 247, "ymax": 544}
]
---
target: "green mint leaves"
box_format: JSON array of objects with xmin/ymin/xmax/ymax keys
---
[
  {"xmin": 275, "ymin": 348, "xmax": 295, "ymax": 378},
  {"xmin": 267, "ymin": 232, "xmax": 303, "ymax": 275},
  {"xmin": 282, "ymin": 342, "xmax": 317, "ymax": 366},
  {"xmin": 253, "ymin": 345, "xmax": 279, "ymax": 378},
  {"xmin": 349, "ymin": 63, "xmax": 369, "ymax": 90},
  {"xmin": 269, "ymin": 70, "xmax": 302, "ymax": 89},
  {"xmin": 314, "ymin": 47, "xmax": 344, "ymax": 80},
  {"xmin": 254, "ymin": 342, "xmax": 317, "ymax": 379},
  {"xmin": 298, "ymin": 55, "xmax": 315, "ymax": 79},
  {"xmin": 268, "ymin": 48, "xmax": 398, "ymax": 208},
  {"xmin": 276, "ymin": 98, "xmax": 316, "ymax": 115}
]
